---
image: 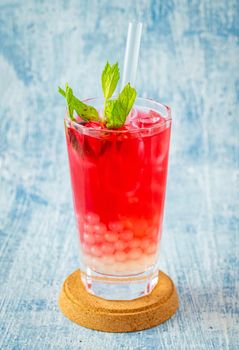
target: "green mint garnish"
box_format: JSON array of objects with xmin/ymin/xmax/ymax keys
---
[
  {"xmin": 101, "ymin": 61, "xmax": 137, "ymax": 129},
  {"xmin": 104, "ymin": 83, "xmax": 137, "ymax": 129},
  {"xmin": 101, "ymin": 61, "xmax": 120, "ymax": 99},
  {"xmin": 58, "ymin": 83, "xmax": 99, "ymax": 122},
  {"xmin": 59, "ymin": 61, "xmax": 137, "ymax": 129}
]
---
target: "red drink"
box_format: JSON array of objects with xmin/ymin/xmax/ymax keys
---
[{"xmin": 65, "ymin": 98, "xmax": 171, "ymax": 299}]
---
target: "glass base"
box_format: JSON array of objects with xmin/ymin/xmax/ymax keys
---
[{"xmin": 80, "ymin": 267, "xmax": 159, "ymax": 300}]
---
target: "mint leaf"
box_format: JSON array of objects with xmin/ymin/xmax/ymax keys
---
[
  {"xmin": 58, "ymin": 84, "xmax": 99, "ymax": 122},
  {"xmin": 65, "ymin": 83, "xmax": 74, "ymax": 120},
  {"xmin": 104, "ymin": 99, "xmax": 115, "ymax": 118},
  {"xmin": 101, "ymin": 62, "xmax": 120, "ymax": 99},
  {"xmin": 105, "ymin": 83, "xmax": 137, "ymax": 129},
  {"xmin": 58, "ymin": 86, "xmax": 66, "ymax": 97}
]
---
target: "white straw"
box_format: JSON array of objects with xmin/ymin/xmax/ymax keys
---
[{"xmin": 121, "ymin": 22, "xmax": 143, "ymax": 89}]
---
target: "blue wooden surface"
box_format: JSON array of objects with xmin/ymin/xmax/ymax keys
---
[{"xmin": 0, "ymin": 1, "xmax": 238, "ymax": 349}]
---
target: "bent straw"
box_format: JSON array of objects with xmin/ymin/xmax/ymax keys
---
[{"xmin": 121, "ymin": 22, "xmax": 143, "ymax": 89}]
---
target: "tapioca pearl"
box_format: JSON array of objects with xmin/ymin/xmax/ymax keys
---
[
  {"xmin": 83, "ymin": 233, "xmax": 95, "ymax": 244},
  {"xmin": 102, "ymin": 255, "xmax": 115, "ymax": 265},
  {"xmin": 83, "ymin": 223, "xmax": 94, "ymax": 234},
  {"xmin": 82, "ymin": 243, "xmax": 91, "ymax": 254},
  {"xmin": 76, "ymin": 213, "xmax": 82, "ymax": 221},
  {"xmin": 120, "ymin": 230, "xmax": 134, "ymax": 242},
  {"xmin": 133, "ymin": 231, "xmax": 145, "ymax": 238},
  {"xmin": 128, "ymin": 248, "xmax": 142, "ymax": 260},
  {"xmin": 146, "ymin": 226, "xmax": 158, "ymax": 239},
  {"xmin": 145, "ymin": 243, "xmax": 157, "ymax": 255},
  {"xmin": 133, "ymin": 224, "xmax": 147, "ymax": 238},
  {"xmin": 93, "ymin": 223, "xmax": 107, "ymax": 235},
  {"xmin": 90, "ymin": 245, "xmax": 102, "ymax": 257},
  {"xmin": 94, "ymin": 234, "xmax": 103, "ymax": 244},
  {"xmin": 115, "ymin": 251, "xmax": 127, "ymax": 262},
  {"xmin": 114, "ymin": 240, "xmax": 127, "ymax": 251},
  {"xmin": 101, "ymin": 243, "xmax": 115, "ymax": 255},
  {"xmin": 104, "ymin": 231, "xmax": 119, "ymax": 243},
  {"xmin": 122, "ymin": 218, "xmax": 134, "ymax": 230},
  {"xmin": 108, "ymin": 221, "xmax": 124, "ymax": 232},
  {"xmin": 85, "ymin": 213, "xmax": 100, "ymax": 224},
  {"xmin": 128, "ymin": 238, "xmax": 141, "ymax": 249},
  {"xmin": 141, "ymin": 238, "xmax": 151, "ymax": 251},
  {"xmin": 134, "ymin": 219, "xmax": 148, "ymax": 237}
]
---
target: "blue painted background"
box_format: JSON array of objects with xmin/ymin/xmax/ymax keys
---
[{"xmin": 0, "ymin": 1, "xmax": 238, "ymax": 349}]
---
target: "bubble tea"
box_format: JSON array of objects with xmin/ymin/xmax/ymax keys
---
[{"xmin": 65, "ymin": 97, "xmax": 171, "ymax": 300}]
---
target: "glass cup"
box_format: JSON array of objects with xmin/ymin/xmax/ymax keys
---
[{"xmin": 64, "ymin": 97, "xmax": 171, "ymax": 300}]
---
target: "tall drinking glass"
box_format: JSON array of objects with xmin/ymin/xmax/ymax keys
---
[{"xmin": 65, "ymin": 97, "xmax": 171, "ymax": 300}]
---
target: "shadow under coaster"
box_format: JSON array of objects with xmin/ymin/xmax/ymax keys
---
[{"xmin": 59, "ymin": 269, "xmax": 179, "ymax": 332}]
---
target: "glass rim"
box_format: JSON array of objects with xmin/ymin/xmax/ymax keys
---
[{"xmin": 64, "ymin": 96, "xmax": 172, "ymax": 134}]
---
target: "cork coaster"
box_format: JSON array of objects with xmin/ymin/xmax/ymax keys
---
[{"xmin": 59, "ymin": 269, "xmax": 179, "ymax": 332}]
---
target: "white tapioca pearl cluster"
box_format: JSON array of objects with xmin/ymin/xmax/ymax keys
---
[
  {"xmin": 105, "ymin": 232, "xmax": 118, "ymax": 243},
  {"xmin": 128, "ymin": 238, "xmax": 141, "ymax": 249},
  {"xmin": 141, "ymin": 238, "xmax": 151, "ymax": 250},
  {"xmin": 101, "ymin": 243, "xmax": 115, "ymax": 255},
  {"xmin": 120, "ymin": 230, "xmax": 134, "ymax": 241},
  {"xmin": 90, "ymin": 245, "xmax": 102, "ymax": 257},
  {"xmin": 144, "ymin": 244, "xmax": 157, "ymax": 255},
  {"xmin": 80, "ymin": 213, "xmax": 159, "ymax": 273},
  {"xmin": 115, "ymin": 251, "xmax": 127, "ymax": 262},
  {"xmin": 114, "ymin": 240, "xmax": 127, "ymax": 251}
]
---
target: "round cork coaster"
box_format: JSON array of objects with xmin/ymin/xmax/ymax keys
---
[{"xmin": 59, "ymin": 269, "xmax": 179, "ymax": 332}]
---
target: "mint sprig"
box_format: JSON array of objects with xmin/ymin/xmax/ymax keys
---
[
  {"xmin": 104, "ymin": 83, "xmax": 137, "ymax": 129},
  {"xmin": 58, "ymin": 83, "xmax": 99, "ymax": 122},
  {"xmin": 59, "ymin": 61, "xmax": 137, "ymax": 129},
  {"xmin": 101, "ymin": 61, "xmax": 137, "ymax": 128},
  {"xmin": 101, "ymin": 62, "xmax": 120, "ymax": 99}
]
